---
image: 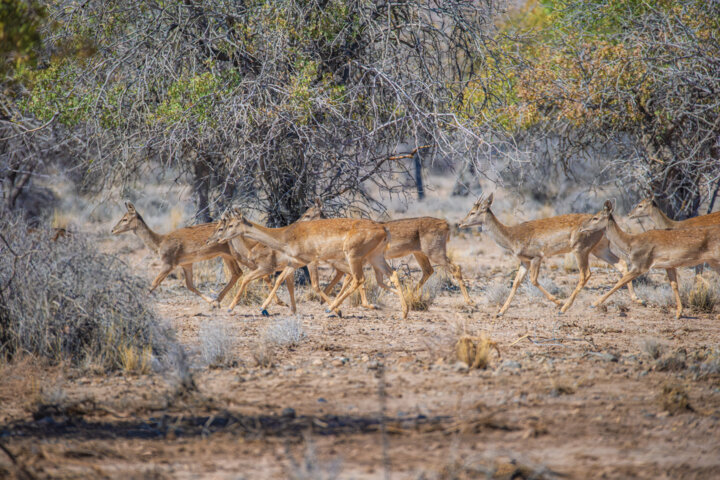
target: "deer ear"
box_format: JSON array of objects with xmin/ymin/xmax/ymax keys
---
[
  {"xmin": 650, "ymin": 198, "xmax": 658, "ymax": 207},
  {"xmin": 125, "ymin": 202, "xmax": 135, "ymax": 213},
  {"xmin": 603, "ymin": 200, "xmax": 614, "ymax": 213},
  {"xmin": 232, "ymin": 207, "xmax": 242, "ymax": 217},
  {"xmin": 486, "ymin": 192, "xmax": 494, "ymax": 205},
  {"xmin": 314, "ymin": 197, "xmax": 322, "ymax": 208}
]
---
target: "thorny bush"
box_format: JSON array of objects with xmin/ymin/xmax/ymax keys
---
[{"xmin": 0, "ymin": 212, "xmax": 174, "ymax": 370}]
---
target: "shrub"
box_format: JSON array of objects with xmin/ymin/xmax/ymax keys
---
[
  {"xmin": 199, "ymin": 320, "xmax": 236, "ymax": 367},
  {"xmin": 484, "ymin": 281, "xmax": 510, "ymax": 306},
  {"xmin": 0, "ymin": 212, "xmax": 174, "ymax": 371},
  {"xmin": 262, "ymin": 317, "xmax": 306, "ymax": 347},
  {"xmin": 401, "ymin": 275, "xmax": 440, "ymax": 311}
]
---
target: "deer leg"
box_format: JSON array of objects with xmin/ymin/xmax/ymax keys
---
[
  {"xmin": 323, "ymin": 270, "xmax": 345, "ymax": 297},
  {"xmin": 367, "ymin": 250, "xmax": 408, "ymax": 319},
  {"xmin": 528, "ymin": 257, "xmax": 563, "ymax": 306},
  {"xmin": 149, "ymin": 264, "xmax": 175, "ymax": 295},
  {"xmin": 413, "ymin": 252, "xmax": 434, "ymax": 293},
  {"xmin": 592, "ymin": 271, "xmax": 642, "ymax": 308},
  {"xmin": 326, "ymin": 258, "xmax": 366, "ymax": 315},
  {"xmin": 560, "ymin": 251, "xmax": 591, "ymax": 314},
  {"xmin": 260, "ymin": 267, "xmax": 295, "ymax": 315},
  {"xmin": 262, "ymin": 276, "xmax": 287, "ymax": 307},
  {"xmin": 227, "ymin": 268, "xmax": 272, "ymax": 310},
  {"xmin": 497, "ymin": 263, "xmax": 528, "ymax": 317},
  {"xmin": 214, "ymin": 257, "xmax": 242, "ymax": 304},
  {"xmin": 616, "ymin": 258, "xmax": 643, "ymax": 304},
  {"xmin": 181, "ymin": 264, "xmax": 216, "ymax": 304},
  {"xmin": 666, "ymin": 268, "xmax": 683, "ymax": 319},
  {"xmin": 285, "ymin": 275, "xmax": 296, "ymax": 314}
]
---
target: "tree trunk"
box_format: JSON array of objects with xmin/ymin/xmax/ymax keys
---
[
  {"xmin": 414, "ymin": 154, "xmax": 424, "ymax": 201},
  {"xmin": 193, "ymin": 161, "xmax": 212, "ymax": 223}
]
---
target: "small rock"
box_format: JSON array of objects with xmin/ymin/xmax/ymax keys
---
[
  {"xmin": 312, "ymin": 358, "xmax": 323, "ymax": 366},
  {"xmin": 317, "ymin": 397, "xmax": 327, "ymax": 403},
  {"xmin": 331, "ymin": 359, "xmax": 344, "ymax": 367},
  {"xmin": 501, "ymin": 360, "xmax": 521, "ymax": 370},
  {"xmin": 281, "ymin": 407, "xmax": 296, "ymax": 418},
  {"xmin": 361, "ymin": 354, "xmax": 370, "ymax": 362},
  {"xmin": 367, "ymin": 360, "xmax": 381, "ymax": 370},
  {"xmin": 453, "ymin": 361, "xmax": 469, "ymax": 373}
]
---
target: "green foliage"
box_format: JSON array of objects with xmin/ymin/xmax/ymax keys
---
[{"xmin": 0, "ymin": 0, "xmax": 46, "ymax": 78}]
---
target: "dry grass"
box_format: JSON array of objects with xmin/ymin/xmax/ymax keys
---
[
  {"xmin": 682, "ymin": 280, "xmax": 717, "ymax": 313},
  {"xmin": 262, "ymin": 317, "xmax": 306, "ymax": 347},
  {"xmin": 455, "ymin": 334, "xmax": 500, "ymax": 369},
  {"xmin": 658, "ymin": 382, "xmax": 692, "ymax": 415},
  {"xmin": 401, "ymin": 275, "xmax": 440, "ymax": 311},
  {"xmin": 119, "ymin": 345, "xmax": 153, "ymax": 374},
  {"xmin": 639, "ymin": 337, "xmax": 664, "ymax": 360}
]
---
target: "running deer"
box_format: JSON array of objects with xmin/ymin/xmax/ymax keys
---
[
  {"xmin": 629, "ymin": 198, "xmax": 720, "ymax": 280},
  {"xmin": 579, "ymin": 200, "xmax": 720, "ymax": 318},
  {"xmin": 209, "ymin": 210, "xmax": 409, "ymax": 318},
  {"xmin": 321, "ymin": 215, "xmax": 473, "ymax": 305},
  {"xmin": 458, "ymin": 194, "xmax": 639, "ymax": 316},
  {"xmin": 207, "ymin": 202, "xmax": 349, "ymax": 312},
  {"xmin": 111, "ymin": 202, "xmax": 242, "ymax": 304}
]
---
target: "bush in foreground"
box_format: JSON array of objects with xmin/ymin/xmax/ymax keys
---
[{"xmin": 0, "ymin": 212, "xmax": 174, "ymax": 371}]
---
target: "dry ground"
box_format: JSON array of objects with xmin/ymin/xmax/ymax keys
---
[{"xmin": 2, "ymin": 211, "xmax": 720, "ymax": 479}]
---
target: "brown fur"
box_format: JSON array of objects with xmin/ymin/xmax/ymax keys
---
[
  {"xmin": 629, "ymin": 198, "xmax": 720, "ymax": 278},
  {"xmin": 580, "ymin": 200, "xmax": 720, "ymax": 318},
  {"xmin": 207, "ymin": 204, "xmax": 332, "ymax": 312},
  {"xmin": 214, "ymin": 213, "xmax": 408, "ymax": 318},
  {"xmin": 458, "ymin": 193, "xmax": 638, "ymax": 316},
  {"xmin": 111, "ymin": 202, "xmax": 243, "ymax": 304}
]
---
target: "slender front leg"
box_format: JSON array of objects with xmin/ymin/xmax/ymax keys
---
[
  {"xmin": 285, "ymin": 275, "xmax": 296, "ymax": 314},
  {"xmin": 260, "ymin": 266, "xmax": 295, "ymax": 314},
  {"xmin": 497, "ymin": 263, "xmax": 528, "ymax": 317},
  {"xmin": 181, "ymin": 265, "xmax": 216, "ymax": 304},
  {"xmin": 528, "ymin": 257, "xmax": 563, "ymax": 306},
  {"xmin": 413, "ymin": 252, "xmax": 434, "ymax": 292},
  {"xmin": 560, "ymin": 251, "xmax": 591, "ymax": 313},
  {"xmin": 323, "ymin": 270, "xmax": 345, "ymax": 297},
  {"xmin": 149, "ymin": 264, "xmax": 174, "ymax": 294},
  {"xmin": 215, "ymin": 257, "xmax": 242, "ymax": 304},
  {"xmin": 666, "ymin": 268, "xmax": 683, "ymax": 319},
  {"xmin": 389, "ymin": 270, "xmax": 408, "ymax": 319},
  {"xmin": 263, "ymin": 276, "xmax": 287, "ymax": 307},
  {"xmin": 592, "ymin": 271, "xmax": 641, "ymax": 307}
]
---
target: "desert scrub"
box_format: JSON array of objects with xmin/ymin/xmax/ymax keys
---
[
  {"xmin": 199, "ymin": 320, "xmax": 237, "ymax": 367},
  {"xmin": 0, "ymin": 213, "xmax": 174, "ymax": 371}
]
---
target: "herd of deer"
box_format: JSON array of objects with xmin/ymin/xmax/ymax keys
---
[{"xmin": 111, "ymin": 195, "xmax": 720, "ymax": 320}]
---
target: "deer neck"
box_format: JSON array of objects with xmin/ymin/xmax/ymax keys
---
[
  {"xmin": 483, "ymin": 210, "xmax": 516, "ymax": 251},
  {"xmin": 239, "ymin": 221, "xmax": 292, "ymax": 253},
  {"xmin": 605, "ymin": 215, "xmax": 634, "ymax": 256},
  {"xmin": 133, "ymin": 219, "xmax": 164, "ymax": 253},
  {"xmin": 650, "ymin": 206, "xmax": 678, "ymax": 228}
]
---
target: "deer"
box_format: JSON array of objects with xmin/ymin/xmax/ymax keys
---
[
  {"xmin": 578, "ymin": 200, "xmax": 720, "ymax": 318},
  {"xmin": 458, "ymin": 193, "xmax": 640, "ymax": 317},
  {"xmin": 206, "ymin": 202, "xmax": 357, "ymax": 312},
  {"xmin": 317, "ymin": 208, "xmax": 473, "ymax": 305},
  {"xmin": 629, "ymin": 197, "xmax": 720, "ymax": 281},
  {"xmin": 111, "ymin": 202, "xmax": 244, "ymax": 305},
  {"xmin": 208, "ymin": 210, "xmax": 409, "ymax": 318}
]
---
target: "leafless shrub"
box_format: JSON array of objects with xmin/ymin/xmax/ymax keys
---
[
  {"xmin": 484, "ymin": 282, "xmax": 510, "ymax": 306},
  {"xmin": 700, "ymin": 348, "xmax": 720, "ymax": 375},
  {"xmin": 658, "ymin": 382, "xmax": 692, "ymax": 415},
  {"xmin": 284, "ymin": 434, "xmax": 342, "ymax": 480},
  {"xmin": 199, "ymin": 320, "xmax": 237, "ymax": 368},
  {"xmin": 251, "ymin": 342, "xmax": 275, "ymax": 369},
  {"xmin": 262, "ymin": 317, "xmax": 306, "ymax": 348},
  {"xmin": 639, "ymin": 338, "xmax": 664, "ymax": 360},
  {"xmin": 0, "ymin": 212, "xmax": 175, "ymax": 371},
  {"xmin": 521, "ymin": 278, "xmax": 562, "ymax": 301},
  {"xmin": 634, "ymin": 284, "xmax": 674, "ymax": 307}
]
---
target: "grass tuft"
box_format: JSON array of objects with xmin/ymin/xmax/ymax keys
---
[
  {"xmin": 199, "ymin": 320, "xmax": 236, "ymax": 367},
  {"xmin": 455, "ymin": 334, "xmax": 500, "ymax": 369}
]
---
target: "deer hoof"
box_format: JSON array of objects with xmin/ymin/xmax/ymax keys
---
[{"xmin": 261, "ymin": 309, "xmax": 269, "ymax": 317}]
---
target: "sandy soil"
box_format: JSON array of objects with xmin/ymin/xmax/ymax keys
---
[{"xmin": 2, "ymin": 224, "xmax": 720, "ymax": 479}]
